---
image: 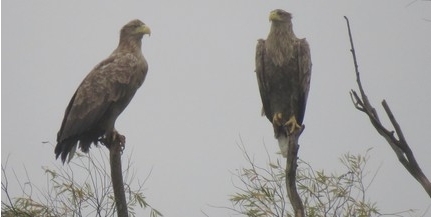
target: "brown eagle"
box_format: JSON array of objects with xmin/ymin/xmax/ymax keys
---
[
  {"xmin": 55, "ymin": 19, "xmax": 151, "ymax": 163},
  {"xmin": 255, "ymin": 9, "xmax": 312, "ymax": 157}
]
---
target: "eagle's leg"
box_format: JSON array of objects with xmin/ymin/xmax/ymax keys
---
[
  {"xmin": 272, "ymin": 113, "xmax": 283, "ymax": 127},
  {"xmin": 284, "ymin": 116, "xmax": 301, "ymax": 133}
]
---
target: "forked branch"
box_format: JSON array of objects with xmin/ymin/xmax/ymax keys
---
[{"xmin": 344, "ymin": 16, "xmax": 431, "ymax": 197}]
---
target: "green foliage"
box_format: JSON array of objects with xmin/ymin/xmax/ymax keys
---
[
  {"xmin": 1, "ymin": 150, "xmax": 162, "ymax": 217},
  {"xmin": 297, "ymin": 150, "xmax": 379, "ymax": 217},
  {"xmin": 230, "ymin": 148, "xmax": 381, "ymax": 217}
]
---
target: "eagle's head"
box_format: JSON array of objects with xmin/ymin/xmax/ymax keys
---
[
  {"xmin": 269, "ymin": 9, "xmax": 292, "ymax": 23},
  {"xmin": 120, "ymin": 19, "xmax": 151, "ymax": 40}
]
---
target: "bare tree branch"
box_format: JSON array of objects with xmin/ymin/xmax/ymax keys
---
[
  {"xmin": 344, "ymin": 16, "xmax": 431, "ymax": 198},
  {"xmin": 285, "ymin": 126, "xmax": 305, "ymax": 217},
  {"xmin": 101, "ymin": 131, "xmax": 128, "ymax": 217}
]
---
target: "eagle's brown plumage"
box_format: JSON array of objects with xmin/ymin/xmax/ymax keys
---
[
  {"xmin": 55, "ymin": 19, "xmax": 151, "ymax": 163},
  {"xmin": 255, "ymin": 9, "xmax": 312, "ymax": 157}
]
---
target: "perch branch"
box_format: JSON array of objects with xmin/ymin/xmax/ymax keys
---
[
  {"xmin": 344, "ymin": 16, "xmax": 431, "ymax": 197},
  {"xmin": 101, "ymin": 130, "xmax": 129, "ymax": 217},
  {"xmin": 285, "ymin": 126, "xmax": 305, "ymax": 217}
]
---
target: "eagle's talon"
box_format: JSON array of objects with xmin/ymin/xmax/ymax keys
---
[
  {"xmin": 284, "ymin": 116, "xmax": 301, "ymax": 133},
  {"xmin": 112, "ymin": 130, "xmax": 126, "ymax": 152},
  {"xmin": 118, "ymin": 134, "xmax": 126, "ymax": 153},
  {"xmin": 100, "ymin": 130, "xmax": 126, "ymax": 152}
]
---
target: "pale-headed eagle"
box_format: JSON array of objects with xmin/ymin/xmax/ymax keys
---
[
  {"xmin": 255, "ymin": 9, "xmax": 312, "ymax": 157},
  {"xmin": 55, "ymin": 19, "xmax": 151, "ymax": 163}
]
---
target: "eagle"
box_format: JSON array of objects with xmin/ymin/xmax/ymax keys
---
[
  {"xmin": 55, "ymin": 19, "xmax": 151, "ymax": 163},
  {"xmin": 255, "ymin": 9, "xmax": 312, "ymax": 157}
]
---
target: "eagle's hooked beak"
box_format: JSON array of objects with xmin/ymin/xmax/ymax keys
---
[
  {"xmin": 138, "ymin": 25, "xmax": 151, "ymax": 36},
  {"xmin": 269, "ymin": 11, "xmax": 280, "ymax": 22}
]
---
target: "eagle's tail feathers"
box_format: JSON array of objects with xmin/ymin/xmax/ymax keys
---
[
  {"xmin": 277, "ymin": 134, "xmax": 288, "ymax": 158},
  {"xmin": 55, "ymin": 140, "xmax": 77, "ymax": 164},
  {"xmin": 67, "ymin": 144, "xmax": 78, "ymax": 163}
]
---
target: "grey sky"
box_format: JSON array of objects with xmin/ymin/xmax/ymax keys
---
[{"xmin": 2, "ymin": 1, "xmax": 431, "ymax": 216}]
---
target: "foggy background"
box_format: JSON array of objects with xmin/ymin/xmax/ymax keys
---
[{"xmin": 2, "ymin": 1, "xmax": 431, "ymax": 216}]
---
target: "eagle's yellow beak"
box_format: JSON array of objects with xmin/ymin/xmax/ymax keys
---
[
  {"xmin": 137, "ymin": 25, "xmax": 151, "ymax": 36},
  {"xmin": 269, "ymin": 11, "xmax": 281, "ymax": 22}
]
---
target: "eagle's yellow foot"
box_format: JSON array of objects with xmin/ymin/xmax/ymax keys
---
[
  {"xmin": 272, "ymin": 112, "xmax": 283, "ymax": 126},
  {"xmin": 100, "ymin": 130, "xmax": 126, "ymax": 152},
  {"xmin": 284, "ymin": 116, "xmax": 301, "ymax": 133},
  {"xmin": 111, "ymin": 130, "xmax": 126, "ymax": 152}
]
